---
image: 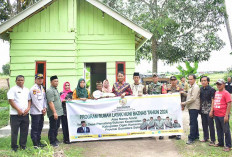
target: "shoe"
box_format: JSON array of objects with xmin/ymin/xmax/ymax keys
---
[
  {"xmin": 38, "ymin": 142, "xmax": 46, "ymax": 148},
  {"xmin": 208, "ymin": 141, "xmax": 215, "ymax": 146},
  {"xmin": 20, "ymin": 146, "xmax": 26, "ymax": 150},
  {"xmin": 159, "ymin": 136, "xmax": 164, "ymax": 140},
  {"xmin": 32, "ymin": 140, "xmax": 38, "ymax": 147},
  {"xmin": 55, "ymin": 139, "xmax": 60, "ymax": 144},
  {"xmin": 194, "ymin": 137, "xmax": 199, "ymax": 141},
  {"xmin": 176, "ymin": 135, "xmax": 181, "ymax": 140},
  {"xmin": 64, "ymin": 141, "xmax": 71, "ymax": 144},
  {"xmin": 223, "ymin": 147, "xmax": 231, "ymax": 152},
  {"xmin": 33, "ymin": 146, "xmax": 39, "ymax": 149},
  {"xmin": 186, "ymin": 140, "xmax": 194, "ymax": 145},
  {"xmin": 200, "ymin": 139, "xmax": 208, "ymax": 142},
  {"xmin": 214, "ymin": 143, "xmax": 224, "ymax": 147},
  {"xmin": 12, "ymin": 147, "xmax": 18, "ymax": 152},
  {"xmin": 169, "ymin": 136, "xmax": 176, "ymax": 139},
  {"xmin": 51, "ymin": 142, "xmax": 59, "ymax": 147}
]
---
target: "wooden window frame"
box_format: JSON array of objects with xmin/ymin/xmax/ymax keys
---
[
  {"xmin": 35, "ymin": 61, "xmax": 46, "ymax": 87},
  {"xmin": 115, "ymin": 61, "xmax": 126, "ymax": 82}
]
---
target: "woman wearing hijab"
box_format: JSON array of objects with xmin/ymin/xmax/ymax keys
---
[
  {"xmin": 112, "ymin": 72, "xmax": 133, "ymax": 98},
  {"xmin": 60, "ymin": 82, "xmax": 73, "ymax": 144},
  {"xmin": 102, "ymin": 79, "xmax": 112, "ymax": 93},
  {"xmin": 72, "ymin": 78, "xmax": 91, "ymax": 100}
]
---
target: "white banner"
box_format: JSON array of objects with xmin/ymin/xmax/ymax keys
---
[{"xmin": 66, "ymin": 94, "xmax": 183, "ymax": 142}]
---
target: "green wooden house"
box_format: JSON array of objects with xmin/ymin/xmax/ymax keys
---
[{"xmin": 0, "ymin": 0, "xmax": 152, "ymax": 92}]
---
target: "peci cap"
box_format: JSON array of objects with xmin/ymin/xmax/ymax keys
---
[
  {"xmin": 170, "ymin": 76, "xmax": 177, "ymax": 80},
  {"xmin": 35, "ymin": 73, "xmax": 44, "ymax": 79},
  {"xmin": 50, "ymin": 75, "xmax": 58, "ymax": 81},
  {"xmin": 216, "ymin": 79, "xmax": 225, "ymax": 85},
  {"xmin": 133, "ymin": 72, "xmax": 140, "ymax": 77}
]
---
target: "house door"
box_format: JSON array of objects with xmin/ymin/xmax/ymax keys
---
[
  {"xmin": 85, "ymin": 63, "xmax": 106, "ymax": 94},
  {"xmin": 35, "ymin": 61, "xmax": 46, "ymax": 88}
]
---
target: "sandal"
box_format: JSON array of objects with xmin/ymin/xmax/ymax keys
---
[
  {"xmin": 223, "ymin": 147, "xmax": 231, "ymax": 152},
  {"xmin": 214, "ymin": 143, "xmax": 224, "ymax": 147},
  {"xmin": 200, "ymin": 139, "xmax": 208, "ymax": 142},
  {"xmin": 209, "ymin": 141, "xmax": 215, "ymax": 146}
]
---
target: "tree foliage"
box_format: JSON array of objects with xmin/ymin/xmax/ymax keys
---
[
  {"xmin": 0, "ymin": 0, "xmax": 11, "ymax": 23},
  {"xmin": 2, "ymin": 63, "xmax": 10, "ymax": 75},
  {"xmin": 0, "ymin": 0, "xmax": 39, "ymax": 23},
  {"xmin": 100, "ymin": 0, "xmax": 226, "ymax": 72},
  {"xmin": 176, "ymin": 61, "xmax": 198, "ymax": 79}
]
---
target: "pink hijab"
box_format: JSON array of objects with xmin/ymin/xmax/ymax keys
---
[
  {"xmin": 102, "ymin": 79, "xmax": 112, "ymax": 93},
  {"xmin": 60, "ymin": 82, "xmax": 72, "ymax": 101}
]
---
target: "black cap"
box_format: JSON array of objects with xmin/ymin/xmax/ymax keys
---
[
  {"xmin": 35, "ymin": 73, "xmax": 43, "ymax": 79},
  {"xmin": 170, "ymin": 76, "xmax": 177, "ymax": 80},
  {"xmin": 50, "ymin": 75, "xmax": 58, "ymax": 81},
  {"xmin": 133, "ymin": 72, "xmax": 140, "ymax": 76}
]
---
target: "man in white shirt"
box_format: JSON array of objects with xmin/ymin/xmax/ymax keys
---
[
  {"xmin": 7, "ymin": 75, "xmax": 31, "ymax": 152},
  {"xmin": 29, "ymin": 74, "xmax": 47, "ymax": 148},
  {"xmin": 131, "ymin": 72, "xmax": 144, "ymax": 96}
]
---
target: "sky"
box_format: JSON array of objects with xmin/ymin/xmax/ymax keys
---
[{"xmin": 0, "ymin": 0, "xmax": 232, "ymax": 73}]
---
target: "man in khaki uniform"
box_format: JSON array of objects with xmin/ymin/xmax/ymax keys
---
[
  {"xmin": 180, "ymin": 77, "xmax": 189, "ymax": 92},
  {"xmin": 140, "ymin": 118, "xmax": 148, "ymax": 130},
  {"xmin": 155, "ymin": 116, "xmax": 165, "ymax": 140},
  {"xmin": 181, "ymin": 74, "xmax": 200, "ymax": 145}
]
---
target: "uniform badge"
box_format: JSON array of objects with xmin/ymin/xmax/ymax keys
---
[{"xmin": 33, "ymin": 90, "xmax": 36, "ymax": 95}]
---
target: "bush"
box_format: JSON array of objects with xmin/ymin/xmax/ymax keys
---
[
  {"xmin": 223, "ymin": 67, "xmax": 232, "ymax": 81},
  {"xmin": 2, "ymin": 63, "xmax": 10, "ymax": 75},
  {"xmin": 0, "ymin": 89, "xmax": 7, "ymax": 101}
]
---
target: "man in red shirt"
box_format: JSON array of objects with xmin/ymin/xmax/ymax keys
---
[{"xmin": 210, "ymin": 79, "xmax": 231, "ymax": 152}]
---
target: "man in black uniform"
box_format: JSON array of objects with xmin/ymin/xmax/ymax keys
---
[{"xmin": 225, "ymin": 77, "xmax": 232, "ymax": 94}]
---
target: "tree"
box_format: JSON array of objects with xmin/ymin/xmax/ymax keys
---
[
  {"xmin": 101, "ymin": 0, "xmax": 226, "ymax": 73},
  {"xmin": 0, "ymin": 0, "xmax": 11, "ymax": 23},
  {"xmin": 16, "ymin": 0, "xmax": 39, "ymax": 13},
  {"xmin": 0, "ymin": 0, "xmax": 39, "ymax": 23},
  {"xmin": 2, "ymin": 63, "xmax": 10, "ymax": 75},
  {"xmin": 224, "ymin": 1, "xmax": 232, "ymax": 50},
  {"xmin": 175, "ymin": 61, "xmax": 198, "ymax": 79}
]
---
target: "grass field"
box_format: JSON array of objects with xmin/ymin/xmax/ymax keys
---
[
  {"xmin": 0, "ymin": 134, "xmax": 84, "ymax": 157},
  {"xmin": 0, "ymin": 100, "xmax": 9, "ymax": 129}
]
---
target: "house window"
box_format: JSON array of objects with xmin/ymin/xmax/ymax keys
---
[
  {"xmin": 116, "ymin": 62, "xmax": 126, "ymax": 82},
  {"xmin": 35, "ymin": 61, "xmax": 46, "ymax": 87}
]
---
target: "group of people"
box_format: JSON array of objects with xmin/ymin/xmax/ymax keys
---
[
  {"xmin": 181, "ymin": 75, "xmax": 231, "ymax": 153},
  {"xmin": 140, "ymin": 116, "xmax": 181, "ymax": 139},
  {"xmin": 6, "ymin": 71, "xmax": 232, "ymax": 152}
]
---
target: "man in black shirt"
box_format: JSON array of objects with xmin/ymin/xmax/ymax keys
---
[
  {"xmin": 225, "ymin": 77, "xmax": 232, "ymax": 94},
  {"xmin": 200, "ymin": 76, "xmax": 216, "ymax": 146}
]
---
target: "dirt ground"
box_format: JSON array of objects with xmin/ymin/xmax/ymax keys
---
[
  {"xmin": 0, "ymin": 79, "xmax": 9, "ymax": 89},
  {"xmin": 69, "ymin": 110, "xmax": 195, "ymax": 157}
]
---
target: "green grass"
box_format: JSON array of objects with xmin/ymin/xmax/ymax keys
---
[
  {"xmin": 0, "ymin": 134, "xmax": 84, "ymax": 157},
  {"xmin": 0, "ymin": 100, "xmax": 9, "ymax": 129},
  {"xmin": 175, "ymin": 111, "xmax": 232, "ymax": 157},
  {"xmin": 175, "ymin": 140, "xmax": 232, "ymax": 157}
]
